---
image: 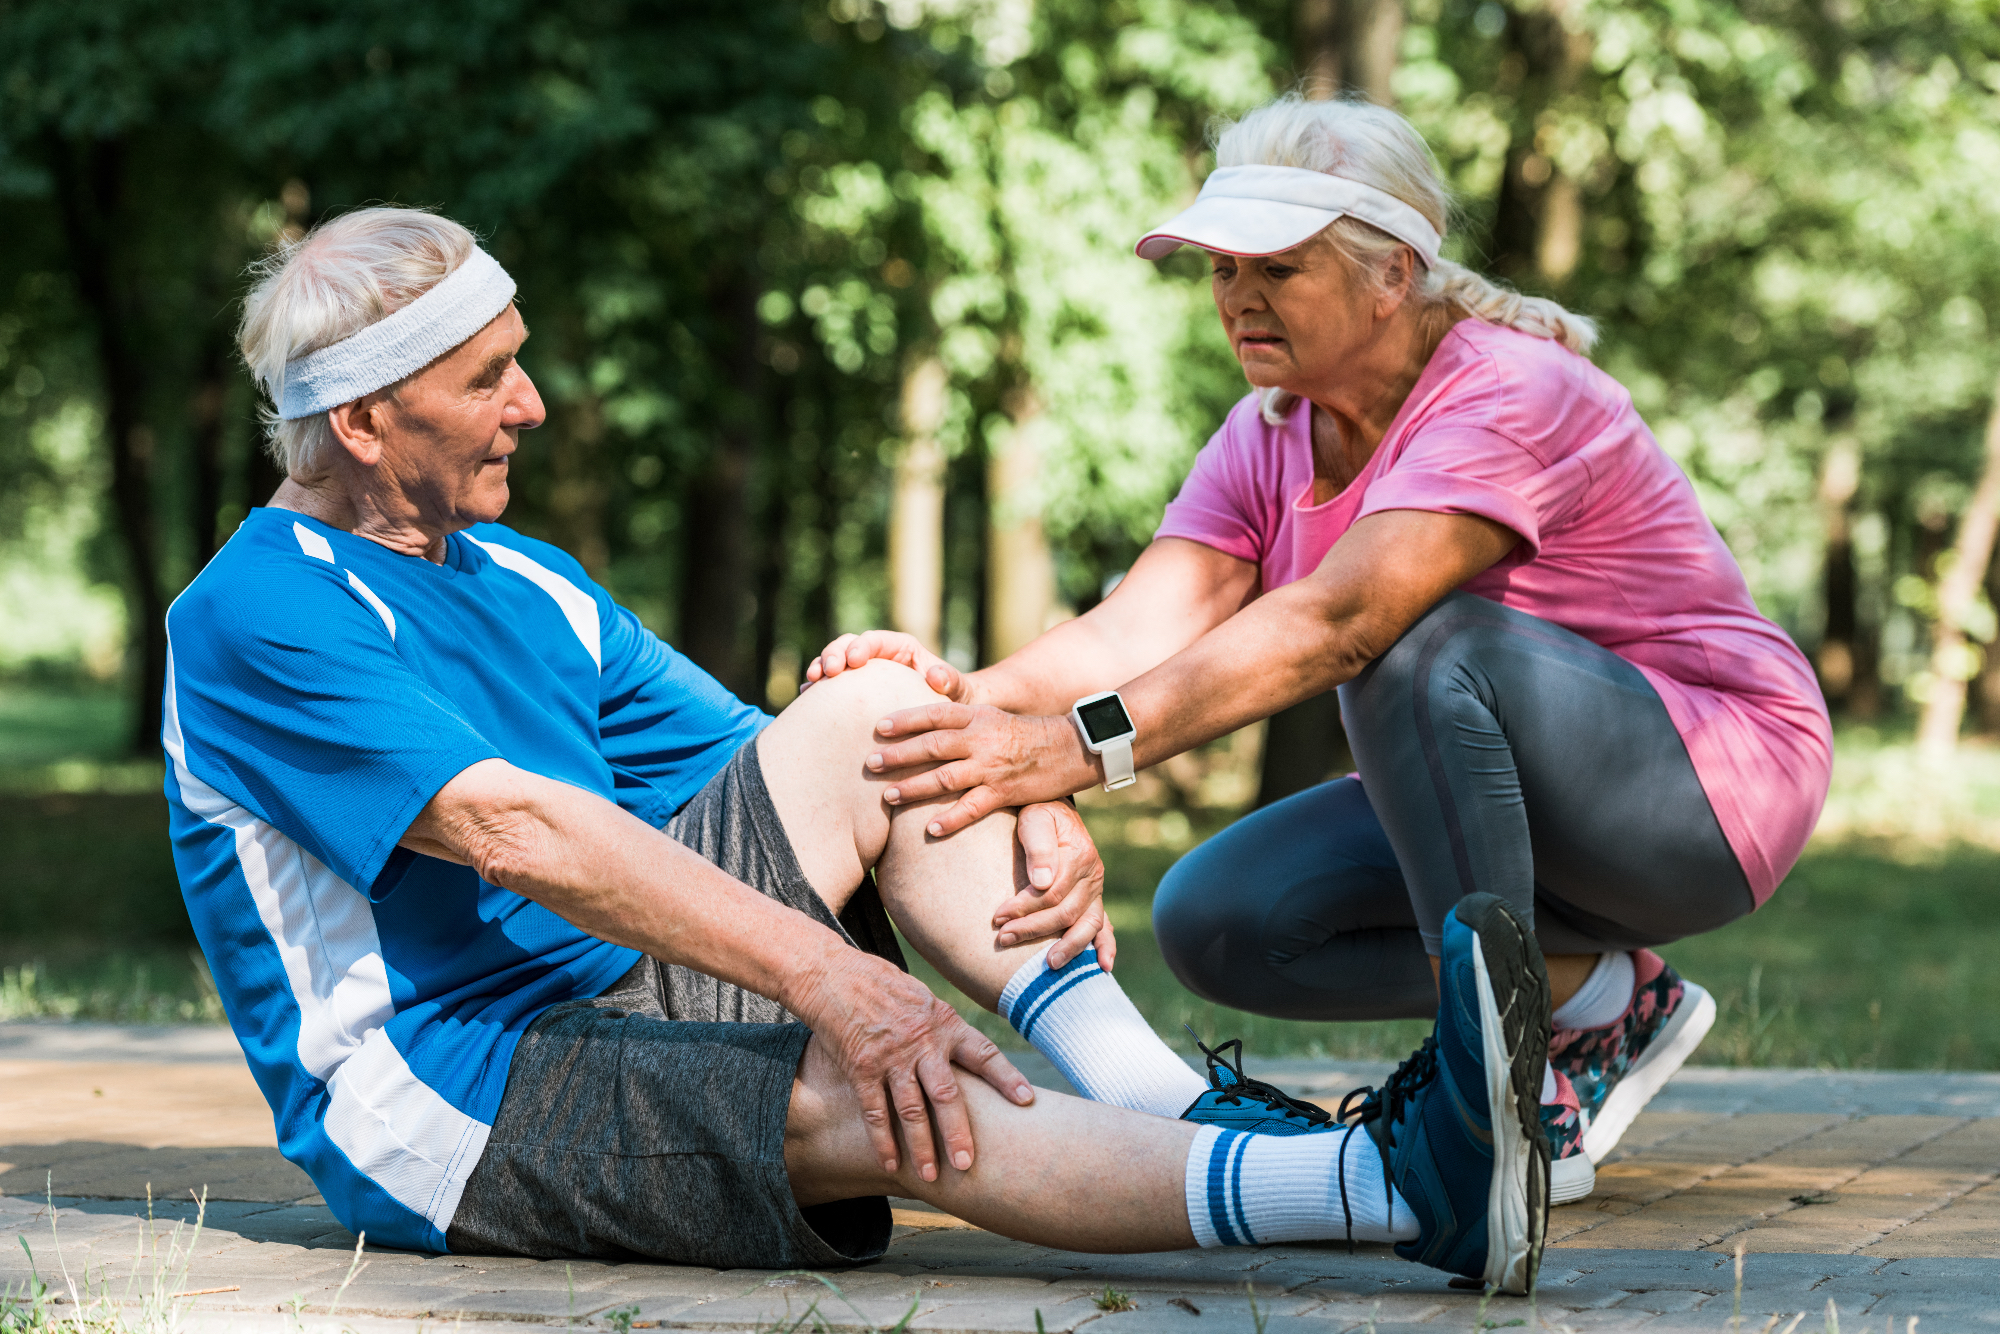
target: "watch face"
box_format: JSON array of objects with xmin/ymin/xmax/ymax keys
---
[{"xmin": 1077, "ymin": 694, "xmax": 1134, "ymax": 744}]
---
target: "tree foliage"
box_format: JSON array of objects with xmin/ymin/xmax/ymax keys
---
[{"xmin": 3, "ymin": 0, "xmax": 1998, "ymax": 750}]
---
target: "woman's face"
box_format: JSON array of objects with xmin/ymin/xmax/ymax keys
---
[{"xmin": 1209, "ymin": 236, "xmax": 1386, "ymax": 397}]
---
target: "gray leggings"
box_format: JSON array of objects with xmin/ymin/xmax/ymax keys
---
[{"xmin": 1153, "ymin": 591, "xmax": 1755, "ymax": 1022}]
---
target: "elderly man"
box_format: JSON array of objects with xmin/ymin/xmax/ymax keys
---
[{"xmin": 162, "ymin": 206, "xmax": 1508, "ymax": 1277}]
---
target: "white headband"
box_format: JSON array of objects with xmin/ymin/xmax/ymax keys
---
[
  {"xmin": 1135, "ymin": 165, "xmax": 1444, "ymax": 269},
  {"xmin": 278, "ymin": 246, "xmax": 519, "ymax": 420}
]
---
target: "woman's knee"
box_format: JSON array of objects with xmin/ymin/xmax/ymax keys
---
[{"xmin": 1153, "ymin": 833, "xmax": 1257, "ymax": 1001}]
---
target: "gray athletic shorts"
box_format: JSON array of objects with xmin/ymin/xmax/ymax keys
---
[{"xmin": 444, "ymin": 736, "xmax": 907, "ymax": 1269}]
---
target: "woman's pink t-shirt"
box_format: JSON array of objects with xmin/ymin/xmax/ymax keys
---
[{"xmin": 1157, "ymin": 319, "xmax": 1831, "ymax": 903}]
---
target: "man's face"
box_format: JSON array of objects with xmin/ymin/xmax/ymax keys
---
[{"xmin": 365, "ymin": 305, "xmax": 543, "ymax": 530}]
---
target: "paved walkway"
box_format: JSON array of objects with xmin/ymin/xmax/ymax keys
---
[{"xmin": 4, "ymin": 1023, "xmax": 1998, "ymax": 1331}]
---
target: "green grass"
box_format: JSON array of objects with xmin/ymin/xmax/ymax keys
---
[
  {"xmin": 909, "ymin": 806, "xmax": 2000, "ymax": 1070},
  {"xmin": 6, "ymin": 683, "xmax": 1999, "ymax": 1067}
]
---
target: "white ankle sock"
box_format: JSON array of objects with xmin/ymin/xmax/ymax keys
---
[
  {"xmin": 997, "ymin": 944, "xmax": 1206, "ymax": 1118},
  {"xmin": 1182, "ymin": 1124, "xmax": 1420, "ymax": 1247},
  {"xmin": 1552, "ymin": 951, "xmax": 1636, "ymax": 1030}
]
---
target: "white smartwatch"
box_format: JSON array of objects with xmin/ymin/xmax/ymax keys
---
[{"xmin": 1070, "ymin": 690, "xmax": 1138, "ymax": 791}]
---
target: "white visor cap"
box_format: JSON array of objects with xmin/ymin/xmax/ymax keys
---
[{"xmin": 1135, "ymin": 165, "xmax": 1443, "ymax": 269}]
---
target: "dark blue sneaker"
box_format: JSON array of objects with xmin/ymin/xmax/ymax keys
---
[
  {"xmin": 1178, "ymin": 1034, "xmax": 1337, "ymax": 1134},
  {"xmin": 1339, "ymin": 893, "xmax": 1550, "ymax": 1294}
]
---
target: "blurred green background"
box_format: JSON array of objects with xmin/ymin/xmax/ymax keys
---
[{"xmin": 3, "ymin": 0, "xmax": 2000, "ymax": 1065}]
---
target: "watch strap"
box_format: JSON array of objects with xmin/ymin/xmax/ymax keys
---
[{"xmin": 1100, "ymin": 738, "xmax": 1136, "ymax": 791}]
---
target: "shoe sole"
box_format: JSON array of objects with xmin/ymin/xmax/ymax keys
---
[
  {"xmin": 1464, "ymin": 897, "xmax": 1550, "ymax": 1297},
  {"xmin": 1581, "ymin": 981, "xmax": 1715, "ymax": 1164},
  {"xmin": 1550, "ymin": 1153, "xmax": 1594, "ymax": 1205}
]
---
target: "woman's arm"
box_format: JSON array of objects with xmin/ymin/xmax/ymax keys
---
[
  {"xmin": 867, "ymin": 509, "xmax": 1518, "ymax": 833},
  {"xmin": 969, "ymin": 538, "xmax": 1258, "ymax": 714},
  {"xmin": 805, "ymin": 538, "xmax": 1256, "ymax": 716}
]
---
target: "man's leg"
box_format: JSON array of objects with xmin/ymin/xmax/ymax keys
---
[
  {"xmin": 759, "ymin": 659, "xmax": 1205, "ymax": 1117},
  {"xmin": 783, "ymin": 1032, "xmax": 1412, "ymax": 1254}
]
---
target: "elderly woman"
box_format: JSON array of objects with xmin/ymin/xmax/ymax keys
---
[{"xmin": 811, "ymin": 95, "xmax": 1834, "ymax": 1215}]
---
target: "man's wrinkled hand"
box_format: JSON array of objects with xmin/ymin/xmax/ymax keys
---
[
  {"xmin": 997, "ymin": 800, "xmax": 1115, "ymax": 970},
  {"xmin": 795, "ymin": 951, "xmax": 1032, "ymax": 1181}
]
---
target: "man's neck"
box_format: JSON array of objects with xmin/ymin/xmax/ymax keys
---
[{"xmin": 269, "ymin": 477, "xmax": 450, "ymax": 563}]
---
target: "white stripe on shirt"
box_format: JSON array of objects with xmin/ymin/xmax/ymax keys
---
[
  {"xmin": 462, "ymin": 534, "xmax": 602, "ymax": 669},
  {"xmin": 163, "ymin": 645, "xmax": 486, "ymax": 1232}
]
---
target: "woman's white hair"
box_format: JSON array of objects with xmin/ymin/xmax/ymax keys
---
[
  {"xmin": 238, "ymin": 207, "xmax": 478, "ymax": 478},
  {"xmin": 1213, "ymin": 94, "xmax": 1598, "ymax": 425}
]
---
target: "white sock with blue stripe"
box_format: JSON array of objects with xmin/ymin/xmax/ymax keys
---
[
  {"xmin": 997, "ymin": 944, "xmax": 1207, "ymax": 1117},
  {"xmin": 1182, "ymin": 1124, "xmax": 1419, "ymax": 1247}
]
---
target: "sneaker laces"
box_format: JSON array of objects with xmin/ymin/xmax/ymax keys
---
[
  {"xmin": 1184, "ymin": 1028, "xmax": 1334, "ymax": 1130},
  {"xmin": 1331, "ymin": 1036, "xmax": 1442, "ymax": 1251}
]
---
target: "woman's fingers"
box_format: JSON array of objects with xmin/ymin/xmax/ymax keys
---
[
  {"xmin": 924, "ymin": 789, "xmax": 1004, "ymax": 837},
  {"xmin": 1048, "ymin": 903, "xmax": 1108, "ymax": 970},
  {"xmin": 877, "ymin": 701, "xmax": 974, "ymax": 737},
  {"xmin": 1095, "ymin": 916, "xmax": 1119, "ymax": 972},
  {"xmin": 807, "ymin": 634, "xmax": 861, "ymax": 685},
  {"xmin": 1015, "ymin": 803, "xmax": 1061, "ymax": 891},
  {"xmin": 997, "ymin": 900, "xmax": 1082, "ymax": 950},
  {"xmin": 846, "ymin": 629, "xmax": 925, "ymax": 671},
  {"xmin": 879, "ymin": 764, "xmax": 974, "ymax": 807},
  {"xmin": 925, "ymin": 660, "xmax": 968, "ymax": 701}
]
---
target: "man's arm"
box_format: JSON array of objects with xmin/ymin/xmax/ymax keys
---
[{"xmin": 401, "ymin": 759, "xmax": 1032, "ymax": 1181}]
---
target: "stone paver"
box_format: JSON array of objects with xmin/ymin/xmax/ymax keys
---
[{"xmin": 6, "ymin": 1023, "xmax": 2000, "ymax": 1330}]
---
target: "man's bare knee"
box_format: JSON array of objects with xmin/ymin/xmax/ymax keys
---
[{"xmin": 781, "ymin": 658, "xmax": 943, "ymax": 733}]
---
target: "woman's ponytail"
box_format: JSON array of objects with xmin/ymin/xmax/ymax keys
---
[{"xmin": 1430, "ymin": 259, "xmax": 1597, "ymax": 355}]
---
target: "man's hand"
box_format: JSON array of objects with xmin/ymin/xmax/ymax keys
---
[
  {"xmin": 804, "ymin": 630, "xmax": 972, "ymax": 703},
  {"xmin": 999, "ymin": 801, "xmax": 1114, "ymax": 970},
  {"xmin": 790, "ymin": 949, "xmax": 1033, "ymax": 1181}
]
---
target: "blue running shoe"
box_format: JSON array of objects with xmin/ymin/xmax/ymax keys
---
[
  {"xmin": 1339, "ymin": 893, "xmax": 1550, "ymax": 1295},
  {"xmin": 1178, "ymin": 1034, "xmax": 1337, "ymax": 1135}
]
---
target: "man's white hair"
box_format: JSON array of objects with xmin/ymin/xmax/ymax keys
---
[{"xmin": 239, "ymin": 207, "xmax": 478, "ymax": 478}]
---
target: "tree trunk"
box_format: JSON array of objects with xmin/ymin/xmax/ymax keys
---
[
  {"xmin": 1489, "ymin": 1, "xmax": 1592, "ymax": 287},
  {"xmin": 47, "ymin": 135, "xmax": 166, "ymax": 756},
  {"xmin": 889, "ymin": 357, "xmax": 948, "ymax": 651},
  {"xmin": 1815, "ymin": 436, "xmax": 1874, "ymax": 713},
  {"xmin": 678, "ymin": 271, "xmax": 762, "ymax": 702},
  {"xmin": 547, "ymin": 392, "xmax": 610, "ymax": 581},
  {"xmin": 1295, "ymin": 0, "xmax": 1403, "ymax": 105},
  {"xmin": 1916, "ymin": 371, "xmax": 2000, "ymax": 758},
  {"xmin": 752, "ymin": 378, "xmax": 796, "ymax": 710},
  {"xmin": 1255, "ymin": 691, "xmax": 1354, "ymax": 808},
  {"xmin": 190, "ymin": 333, "xmax": 231, "ymax": 571},
  {"xmin": 985, "ymin": 389, "xmax": 1059, "ymax": 664},
  {"xmin": 1978, "ymin": 546, "xmax": 2000, "ymax": 734}
]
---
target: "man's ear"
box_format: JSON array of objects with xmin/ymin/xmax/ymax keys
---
[{"xmin": 325, "ymin": 393, "xmax": 392, "ymax": 466}]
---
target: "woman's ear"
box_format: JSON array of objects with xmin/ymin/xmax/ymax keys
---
[
  {"xmin": 325, "ymin": 394, "xmax": 390, "ymax": 467},
  {"xmin": 1374, "ymin": 245, "xmax": 1419, "ymax": 319}
]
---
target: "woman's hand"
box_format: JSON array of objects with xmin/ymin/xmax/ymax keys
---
[
  {"xmin": 789, "ymin": 948, "xmax": 1033, "ymax": 1181},
  {"xmin": 867, "ymin": 704, "xmax": 1094, "ymax": 836},
  {"xmin": 804, "ymin": 631, "xmax": 971, "ymax": 704},
  {"xmin": 1002, "ymin": 800, "xmax": 1115, "ymax": 970}
]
